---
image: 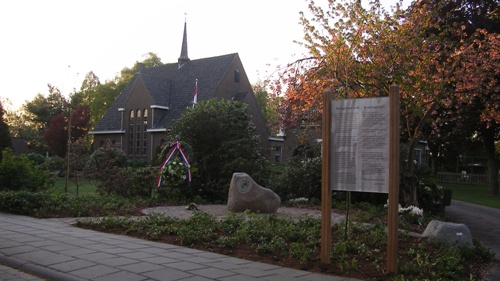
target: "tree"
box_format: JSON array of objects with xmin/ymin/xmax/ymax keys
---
[
  {"xmin": 272, "ymin": 0, "xmax": 500, "ymax": 204},
  {"xmin": 86, "ymin": 52, "xmax": 164, "ymax": 127},
  {"xmin": 166, "ymin": 99, "xmax": 269, "ymax": 201},
  {"xmin": 43, "ymin": 113, "xmax": 67, "ymax": 157},
  {"xmin": 271, "ymin": 0, "xmax": 438, "ymax": 205},
  {"xmin": 68, "ymin": 71, "xmax": 101, "ymax": 108},
  {"xmin": 68, "ymin": 138, "xmax": 91, "ymax": 195},
  {"xmin": 24, "ymin": 85, "xmax": 69, "ymax": 128},
  {"xmin": 410, "ymin": 0, "xmax": 500, "ymax": 194},
  {"xmin": 43, "ymin": 105, "xmax": 91, "ymax": 158},
  {"xmin": 20, "ymin": 85, "xmax": 70, "ymax": 153},
  {"xmin": 0, "ymin": 102, "xmax": 12, "ymax": 161},
  {"xmin": 253, "ymin": 81, "xmax": 281, "ymax": 135}
]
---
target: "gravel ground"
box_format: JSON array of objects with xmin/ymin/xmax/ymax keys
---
[{"xmin": 142, "ymin": 205, "xmax": 346, "ymax": 223}]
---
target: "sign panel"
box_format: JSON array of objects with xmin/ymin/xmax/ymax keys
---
[{"xmin": 330, "ymin": 97, "xmax": 390, "ymax": 193}]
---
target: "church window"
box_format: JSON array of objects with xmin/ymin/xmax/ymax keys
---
[
  {"xmin": 136, "ymin": 110, "xmax": 141, "ymax": 154},
  {"xmin": 142, "ymin": 109, "xmax": 148, "ymax": 155},
  {"xmin": 128, "ymin": 110, "xmax": 135, "ymax": 155}
]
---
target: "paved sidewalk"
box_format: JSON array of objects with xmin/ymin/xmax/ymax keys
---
[
  {"xmin": 0, "ymin": 263, "xmax": 45, "ymax": 280},
  {"xmin": 445, "ymin": 200, "xmax": 500, "ymax": 281},
  {"xmin": 0, "ymin": 213, "xmax": 359, "ymax": 281}
]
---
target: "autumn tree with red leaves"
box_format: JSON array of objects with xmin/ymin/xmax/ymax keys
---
[
  {"xmin": 43, "ymin": 105, "xmax": 91, "ymax": 158},
  {"xmin": 271, "ymin": 0, "xmax": 499, "ymax": 205}
]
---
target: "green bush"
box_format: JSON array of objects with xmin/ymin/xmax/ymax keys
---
[
  {"xmin": 85, "ymin": 141, "xmax": 128, "ymax": 195},
  {"xmin": 46, "ymin": 156, "xmax": 65, "ymax": 176},
  {"xmin": 165, "ymin": 99, "xmax": 270, "ymax": 201},
  {"xmin": 0, "ymin": 190, "xmax": 146, "ymax": 217},
  {"xmin": 0, "ymin": 149, "xmax": 53, "ymax": 191},
  {"xmin": 417, "ymin": 176, "xmax": 444, "ymax": 214},
  {"xmin": 124, "ymin": 166, "xmax": 158, "ymax": 197},
  {"xmin": 271, "ymin": 156, "xmax": 322, "ymax": 200},
  {"xmin": 26, "ymin": 153, "xmax": 46, "ymax": 165}
]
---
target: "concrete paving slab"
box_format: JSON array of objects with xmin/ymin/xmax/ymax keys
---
[
  {"xmin": 0, "ymin": 212, "xmax": 362, "ymax": 281},
  {"xmin": 48, "ymin": 259, "xmax": 96, "ymax": 272}
]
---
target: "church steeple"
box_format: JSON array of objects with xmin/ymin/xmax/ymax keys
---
[{"xmin": 178, "ymin": 19, "xmax": 190, "ymax": 69}]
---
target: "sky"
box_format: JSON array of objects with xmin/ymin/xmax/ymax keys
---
[{"xmin": 0, "ymin": 0, "xmax": 409, "ymax": 110}]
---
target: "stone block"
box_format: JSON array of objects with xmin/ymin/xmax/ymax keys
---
[
  {"xmin": 422, "ymin": 220, "xmax": 474, "ymax": 248},
  {"xmin": 227, "ymin": 172, "xmax": 280, "ymax": 213}
]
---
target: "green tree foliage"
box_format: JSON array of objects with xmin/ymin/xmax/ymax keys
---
[
  {"xmin": 20, "ymin": 85, "xmax": 70, "ymax": 153},
  {"xmin": 0, "ymin": 149, "xmax": 53, "ymax": 191},
  {"xmin": 253, "ymin": 81, "xmax": 281, "ymax": 135},
  {"xmin": 69, "ymin": 71, "xmax": 100, "ymax": 108},
  {"xmin": 24, "ymin": 85, "xmax": 69, "ymax": 129},
  {"xmin": 165, "ymin": 99, "xmax": 269, "ymax": 201},
  {"xmin": 0, "ymin": 101, "xmax": 12, "ymax": 158},
  {"xmin": 84, "ymin": 140, "xmax": 128, "ymax": 195},
  {"xmin": 84, "ymin": 52, "xmax": 164, "ymax": 127}
]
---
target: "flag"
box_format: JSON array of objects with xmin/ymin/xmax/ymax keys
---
[{"xmin": 193, "ymin": 79, "xmax": 198, "ymax": 108}]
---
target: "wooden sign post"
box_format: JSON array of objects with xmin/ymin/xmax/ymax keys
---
[{"xmin": 321, "ymin": 85, "xmax": 400, "ymax": 273}]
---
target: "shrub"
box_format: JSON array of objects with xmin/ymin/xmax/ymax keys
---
[
  {"xmin": 165, "ymin": 99, "xmax": 270, "ymax": 201},
  {"xmin": 417, "ymin": 176, "xmax": 444, "ymax": 214},
  {"xmin": 0, "ymin": 190, "xmax": 146, "ymax": 217},
  {"xmin": 271, "ymin": 156, "xmax": 322, "ymax": 200},
  {"xmin": 46, "ymin": 156, "xmax": 65, "ymax": 176},
  {"xmin": 124, "ymin": 166, "xmax": 158, "ymax": 197},
  {"xmin": 0, "ymin": 149, "xmax": 53, "ymax": 191},
  {"xmin": 26, "ymin": 153, "xmax": 46, "ymax": 165},
  {"xmin": 85, "ymin": 141, "xmax": 128, "ymax": 195}
]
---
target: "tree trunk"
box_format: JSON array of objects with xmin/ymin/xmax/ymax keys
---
[
  {"xmin": 400, "ymin": 138, "xmax": 419, "ymax": 207},
  {"xmin": 400, "ymin": 171, "xmax": 418, "ymax": 206},
  {"xmin": 429, "ymin": 146, "xmax": 440, "ymax": 177},
  {"xmin": 483, "ymin": 128, "xmax": 499, "ymax": 195}
]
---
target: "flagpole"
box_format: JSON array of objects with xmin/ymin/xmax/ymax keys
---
[{"xmin": 193, "ymin": 79, "xmax": 198, "ymax": 108}]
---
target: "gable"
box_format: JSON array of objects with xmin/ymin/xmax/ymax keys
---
[{"xmin": 124, "ymin": 77, "xmax": 154, "ymax": 109}]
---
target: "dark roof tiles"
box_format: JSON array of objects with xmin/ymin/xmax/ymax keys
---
[{"xmin": 93, "ymin": 53, "xmax": 238, "ymax": 132}]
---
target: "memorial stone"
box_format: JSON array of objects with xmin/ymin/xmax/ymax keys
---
[
  {"xmin": 227, "ymin": 172, "xmax": 280, "ymax": 213},
  {"xmin": 422, "ymin": 220, "xmax": 474, "ymax": 248}
]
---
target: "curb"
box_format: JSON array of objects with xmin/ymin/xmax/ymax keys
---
[{"xmin": 0, "ymin": 255, "xmax": 85, "ymax": 281}]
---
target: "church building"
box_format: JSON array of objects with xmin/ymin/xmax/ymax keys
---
[{"xmin": 89, "ymin": 22, "xmax": 271, "ymax": 161}]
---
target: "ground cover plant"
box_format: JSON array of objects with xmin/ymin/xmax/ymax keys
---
[
  {"xmin": 76, "ymin": 210, "xmax": 494, "ymax": 281},
  {"xmin": 0, "ymin": 190, "xmax": 148, "ymax": 218}
]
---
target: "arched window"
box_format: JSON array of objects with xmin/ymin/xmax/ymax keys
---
[
  {"xmin": 142, "ymin": 109, "xmax": 148, "ymax": 155},
  {"xmin": 136, "ymin": 110, "xmax": 141, "ymax": 154},
  {"xmin": 128, "ymin": 110, "xmax": 135, "ymax": 155}
]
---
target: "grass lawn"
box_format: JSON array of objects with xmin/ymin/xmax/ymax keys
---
[
  {"xmin": 441, "ymin": 182, "xmax": 500, "ymax": 209},
  {"xmin": 51, "ymin": 178, "xmax": 98, "ymax": 195}
]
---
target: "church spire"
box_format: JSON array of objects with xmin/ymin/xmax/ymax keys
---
[{"xmin": 178, "ymin": 18, "xmax": 190, "ymax": 69}]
